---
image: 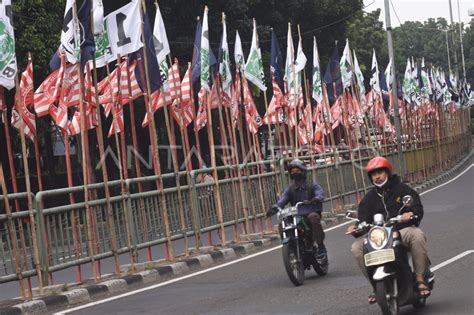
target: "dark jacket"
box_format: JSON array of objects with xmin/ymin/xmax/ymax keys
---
[
  {"xmin": 357, "ymin": 175, "xmax": 423, "ymax": 230},
  {"xmin": 274, "ymin": 180, "xmax": 325, "ymax": 215}
]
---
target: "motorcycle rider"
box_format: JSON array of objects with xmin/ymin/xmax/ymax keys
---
[
  {"xmin": 347, "ymin": 156, "xmax": 431, "ymax": 303},
  {"xmin": 266, "ymin": 159, "xmax": 327, "ymax": 256}
]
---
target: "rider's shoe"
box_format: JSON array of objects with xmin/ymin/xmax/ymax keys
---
[{"xmin": 316, "ymin": 243, "xmax": 327, "ymax": 257}]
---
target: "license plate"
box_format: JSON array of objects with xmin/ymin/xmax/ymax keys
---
[{"xmin": 364, "ymin": 249, "xmax": 395, "ymax": 266}]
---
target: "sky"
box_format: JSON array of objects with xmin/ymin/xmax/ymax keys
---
[{"xmin": 363, "ymin": 0, "xmax": 474, "ymax": 27}]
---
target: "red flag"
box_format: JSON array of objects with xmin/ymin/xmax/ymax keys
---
[
  {"xmin": 171, "ymin": 64, "xmax": 194, "ymax": 128},
  {"xmin": 263, "ymin": 79, "xmax": 283, "ymax": 125},
  {"xmin": 49, "ymin": 102, "xmax": 68, "ymax": 130},
  {"xmin": 330, "ymin": 96, "xmax": 343, "ymax": 130},
  {"xmin": 242, "ymin": 79, "xmax": 262, "ymax": 134},
  {"xmin": 108, "ymin": 104, "xmax": 124, "ymax": 137},
  {"xmin": 194, "ymin": 87, "xmax": 207, "ymax": 131},
  {"xmin": 12, "ymin": 58, "xmax": 36, "ymax": 141},
  {"xmin": 69, "ymin": 104, "xmax": 97, "ymax": 136}
]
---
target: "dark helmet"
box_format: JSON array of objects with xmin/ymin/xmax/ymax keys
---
[
  {"xmin": 366, "ymin": 157, "xmax": 393, "ymax": 179},
  {"xmin": 288, "ymin": 159, "xmax": 307, "ymax": 174}
]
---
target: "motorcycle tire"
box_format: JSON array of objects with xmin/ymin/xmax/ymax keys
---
[
  {"xmin": 375, "ymin": 279, "xmax": 399, "ymax": 315},
  {"xmin": 282, "ymin": 242, "xmax": 304, "ymax": 286},
  {"xmin": 312, "ymin": 255, "xmax": 328, "ymax": 276}
]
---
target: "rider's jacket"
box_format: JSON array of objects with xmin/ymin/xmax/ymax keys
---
[
  {"xmin": 273, "ymin": 180, "xmax": 325, "ymax": 215},
  {"xmin": 358, "ymin": 175, "xmax": 424, "ymax": 230}
]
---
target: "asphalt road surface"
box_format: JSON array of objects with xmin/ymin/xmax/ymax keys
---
[{"xmin": 59, "ymin": 165, "xmax": 474, "ymax": 314}]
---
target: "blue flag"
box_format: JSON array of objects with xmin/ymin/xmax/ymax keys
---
[
  {"xmin": 270, "ymin": 29, "xmax": 284, "ymax": 92},
  {"xmin": 323, "ymin": 47, "xmax": 342, "ymax": 104},
  {"xmin": 50, "ymin": 0, "xmax": 95, "ymax": 70},
  {"xmin": 130, "ymin": 12, "xmax": 161, "ymax": 93}
]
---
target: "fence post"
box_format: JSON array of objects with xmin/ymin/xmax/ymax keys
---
[
  {"xmin": 34, "ymin": 193, "xmax": 49, "ymax": 287},
  {"xmin": 124, "ymin": 180, "xmax": 138, "ymax": 266},
  {"xmin": 189, "ymin": 170, "xmax": 202, "ymax": 249}
]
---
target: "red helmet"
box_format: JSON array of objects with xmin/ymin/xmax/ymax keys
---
[{"xmin": 366, "ymin": 157, "xmax": 393, "ymax": 177}]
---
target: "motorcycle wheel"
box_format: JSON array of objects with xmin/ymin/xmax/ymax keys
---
[
  {"xmin": 312, "ymin": 255, "xmax": 328, "ymax": 276},
  {"xmin": 282, "ymin": 242, "xmax": 305, "ymax": 286},
  {"xmin": 412, "ymin": 297, "xmax": 426, "ymax": 309},
  {"xmin": 375, "ymin": 279, "xmax": 399, "ymax": 315}
]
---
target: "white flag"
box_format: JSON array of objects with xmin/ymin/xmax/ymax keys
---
[
  {"xmin": 284, "ymin": 23, "xmax": 295, "ymax": 95},
  {"xmin": 312, "ymin": 36, "xmax": 323, "ymax": 103},
  {"xmin": 153, "ymin": 2, "xmax": 170, "ymax": 64},
  {"xmin": 385, "ymin": 58, "xmax": 392, "ymax": 89},
  {"xmin": 219, "ymin": 13, "xmax": 232, "ymax": 97},
  {"xmin": 339, "ymin": 39, "xmax": 352, "ymax": 89},
  {"xmin": 106, "ymin": 0, "xmax": 143, "ymax": 58},
  {"xmin": 370, "ymin": 49, "xmax": 380, "ymax": 94},
  {"xmin": 93, "ymin": 0, "xmax": 104, "ymax": 34},
  {"xmin": 234, "ymin": 30, "xmax": 245, "ymax": 71},
  {"xmin": 353, "ymin": 50, "xmax": 365, "ymax": 96},
  {"xmin": 244, "ymin": 19, "xmax": 266, "ymax": 91},
  {"xmin": 402, "ymin": 58, "xmax": 412, "ymax": 103},
  {"xmin": 0, "ymin": 0, "xmax": 17, "ymax": 90},
  {"xmin": 294, "ymin": 36, "xmax": 306, "ymax": 74}
]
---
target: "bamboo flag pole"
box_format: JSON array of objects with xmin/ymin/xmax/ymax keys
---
[
  {"xmin": 1, "ymin": 96, "xmax": 32, "ymax": 295},
  {"xmin": 0, "ymin": 162, "xmax": 25, "ymax": 298},
  {"xmin": 89, "ymin": 29, "xmax": 120, "ymax": 276},
  {"xmin": 158, "ymin": 62, "xmax": 190, "ymax": 256},
  {"xmin": 70, "ymin": 0, "xmax": 99, "ymax": 281},
  {"xmin": 139, "ymin": 0, "xmax": 173, "ymax": 259},
  {"xmin": 124, "ymin": 56, "xmax": 151, "ymax": 261},
  {"xmin": 14, "ymin": 72, "xmax": 43, "ymax": 292}
]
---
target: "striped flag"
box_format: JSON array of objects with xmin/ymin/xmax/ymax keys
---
[
  {"xmin": 59, "ymin": 64, "xmax": 80, "ymax": 108},
  {"xmin": 263, "ymin": 79, "xmax": 283, "ymax": 124},
  {"xmin": 242, "ymin": 78, "xmax": 262, "ymax": 134},
  {"xmin": 69, "ymin": 103, "xmax": 97, "ymax": 136},
  {"xmin": 194, "ymin": 86, "xmax": 207, "ymax": 131},
  {"xmin": 171, "ymin": 63, "xmax": 194, "ymax": 128},
  {"xmin": 50, "ymin": 102, "xmax": 68, "ymax": 130},
  {"xmin": 34, "ymin": 51, "xmax": 66, "ymax": 117},
  {"xmin": 12, "ymin": 58, "xmax": 36, "ymax": 141},
  {"xmin": 108, "ymin": 104, "xmax": 124, "ymax": 137}
]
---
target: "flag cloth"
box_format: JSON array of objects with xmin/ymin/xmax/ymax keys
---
[
  {"xmin": 108, "ymin": 104, "xmax": 124, "ymax": 137},
  {"xmin": 420, "ymin": 57, "xmax": 431, "ymax": 102},
  {"xmin": 12, "ymin": 58, "xmax": 36, "ymax": 140},
  {"xmin": 34, "ymin": 50, "xmax": 66, "ymax": 117},
  {"xmin": 219, "ymin": 14, "xmax": 232, "ymax": 98},
  {"xmin": 90, "ymin": 0, "xmax": 114, "ymax": 68},
  {"xmin": 49, "ymin": 102, "xmax": 68, "ymax": 130},
  {"xmin": 200, "ymin": 7, "xmax": 211, "ymax": 91},
  {"xmin": 312, "ymin": 37, "xmax": 323, "ymax": 104},
  {"xmin": 242, "ymin": 78, "xmax": 263, "ymax": 134},
  {"xmin": 323, "ymin": 46, "xmax": 342, "ymax": 104},
  {"xmin": 106, "ymin": 0, "xmax": 142, "ymax": 58},
  {"xmin": 353, "ymin": 50, "xmax": 365, "ymax": 96},
  {"xmin": 153, "ymin": 2, "xmax": 170, "ymax": 64},
  {"xmin": 270, "ymin": 29, "xmax": 284, "ymax": 92},
  {"xmin": 339, "ymin": 39, "xmax": 352, "ymax": 89},
  {"xmin": 0, "ymin": 0, "xmax": 17, "ymax": 90},
  {"xmin": 284, "ymin": 23, "xmax": 296, "ymax": 121},
  {"xmin": 171, "ymin": 63, "xmax": 194, "ymax": 128},
  {"xmin": 244, "ymin": 19, "xmax": 266, "ymax": 91},
  {"xmin": 370, "ymin": 49, "xmax": 381, "ymax": 94},
  {"xmin": 385, "ymin": 58, "xmax": 392, "ymax": 90},
  {"xmin": 234, "ymin": 30, "xmax": 245, "ymax": 71},
  {"xmin": 51, "ymin": 0, "xmax": 95, "ymax": 69},
  {"xmin": 402, "ymin": 58, "xmax": 412, "ymax": 103},
  {"xmin": 59, "ymin": 64, "xmax": 80, "ymax": 108},
  {"xmin": 195, "ymin": 86, "xmax": 207, "ymax": 131},
  {"xmin": 69, "ymin": 103, "xmax": 97, "ymax": 136}
]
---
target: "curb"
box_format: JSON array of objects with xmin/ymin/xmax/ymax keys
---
[
  {"xmin": 0, "ymin": 236, "xmax": 282, "ymax": 314},
  {"xmin": 2, "ymin": 150, "xmax": 471, "ymax": 314}
]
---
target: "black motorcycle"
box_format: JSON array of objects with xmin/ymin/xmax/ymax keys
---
[
  {"xmin": 349, "ymin": 195, "xmax": 434, "ymax": 315},
  {"xmin": 277, "ymin": 202, "xmax": 328, "ymax": 286}
]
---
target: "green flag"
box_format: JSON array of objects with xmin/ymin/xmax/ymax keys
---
[{"xmin": 244, "ymin": 19, "xmax": 266, "ymax": 91}]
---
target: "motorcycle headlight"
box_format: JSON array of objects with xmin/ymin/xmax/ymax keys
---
[{"xmin": 368, "ymin": 227, "xmax": 388, "ymax": 249}]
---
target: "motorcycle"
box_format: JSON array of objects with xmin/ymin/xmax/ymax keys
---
[
  {"xmin": 348, "ymin": 195, "xmax": 434, "ymax": 315},
  {"xmin": 277, "ymin": 202, "xmax": 328, "ymax": 286}
]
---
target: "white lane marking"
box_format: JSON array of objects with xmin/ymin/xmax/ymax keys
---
[
  {"xmin": 419, "ymin": 164, "xmax": 473, "ymax": 196},
  {"xmin": 56, "ymin": 220, "xmax": 356, "ymax": 314},
  {"xmin": 55, "ymin": 165, "xmax": 473, "ymax": 313},
  {"xmin": 431, "ymin": 250, "xmax": 474, "ymax": 272}
]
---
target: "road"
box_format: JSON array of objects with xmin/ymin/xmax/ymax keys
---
[{"xmin": 59, "ymin": 165, "xmax": 474, "ymax": 314}]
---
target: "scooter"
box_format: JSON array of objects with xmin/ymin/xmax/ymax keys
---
[{"xmin": 348, "ymin": 195, "xmax": 434, "ymax": 315}]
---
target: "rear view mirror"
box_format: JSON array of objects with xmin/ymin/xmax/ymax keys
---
[{"xmin": 402, "ymin": 195, "xmax": 413, "ymax": 207}]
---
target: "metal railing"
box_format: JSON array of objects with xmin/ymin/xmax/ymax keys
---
[{"xmin": 0, "ymin": 130, "xmax": 471, "ymax": 297}]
